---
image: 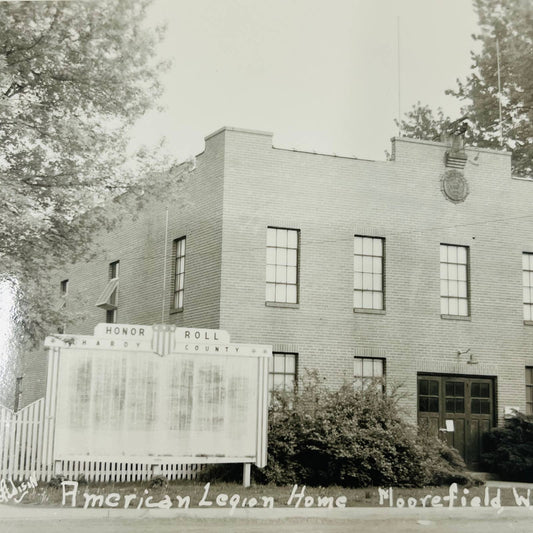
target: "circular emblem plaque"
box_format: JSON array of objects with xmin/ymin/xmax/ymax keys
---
[{"xmin": 441, "ymin": 170, "xmax": 469, "ymax": 203}]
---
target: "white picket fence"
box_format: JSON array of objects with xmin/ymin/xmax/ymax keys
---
[{"xmin": 0, "ymin": 399, "xmax": 200, "ymax": 482}]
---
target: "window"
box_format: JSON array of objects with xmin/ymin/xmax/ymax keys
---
[
  {"xmin": 173, "ymin": 237, "xmax": 186, "ymax": 310},
  {"xmin": 526, "ymin": 367, "xmax": 533, "ymax": 415},
  {"xmin": 96, "ymin": 260, "xmax": 119, "ymax": 323},
  {"xmin": 523, "ymin": 253, "xmax": 533, "ymax": 322},
  {"xmin": 269, "ymin": 352, "xmax": 297, "ymax": 392},
  {"xmin": 354, "ymin": 357, "xmax": 385, "ymax": 392},
  {"xmin": 440, "ymin": 244, "xmax": 469, "ymax": 316},
  {"xmin": 266, "ymin": 227, "xmax": 299, "ymax": 304},
  {"xmin": 60, "ymin": 279, "xmax": 69, "ymax": 296},
  {"xmin": 353, "ymin": 236, "xmax": 384, "ymax": 310}
]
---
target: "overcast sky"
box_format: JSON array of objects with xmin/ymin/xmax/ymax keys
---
[{"xmin": 132, "ymin": 0, "xmax": 480, "ymax": 162}]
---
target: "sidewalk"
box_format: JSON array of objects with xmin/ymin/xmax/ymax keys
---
[{"xmin": 2, "ymin": 503, "xmax": 533, "ymax": 521}]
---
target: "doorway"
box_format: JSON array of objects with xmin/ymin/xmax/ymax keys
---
[{"xmin": 417, "ymin": 374, "xmax": 495, "ymax": 469}]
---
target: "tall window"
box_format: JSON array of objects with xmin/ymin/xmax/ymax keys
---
[
  {"xmin": 266, "ymin": 227, "xmax": 299, "ymax": 304},
  {"xmin": 353, "ymin": 236, "xmax": 384, "ymax": 310},
  {"xmin": 269, "ymin": 352, "xmax": 297, "ymax": 392},
  {"xmin": 354, "ymin": 357, "xmax": 385, "ymax": 392},
  {"xmin": 173, "ymin": 237, "xmax": 186, "ymax": 311},
  {"xmin": 523, "ymin": 252, "xmax": 533, "ymax": 322},
  {"xmin": 440, "ymin": 244, "xmax": 469, "ymax": 316},
  {"xmin": 526, "ymin": 367, "xmax": 533, "ymax": 415},
  {"xmin": 96, "ymin": 260, "xmax": 119, "ymax": 323}
]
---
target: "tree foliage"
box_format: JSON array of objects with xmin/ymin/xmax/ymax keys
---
[
  {"xmin": 482, "ymin": 411, "xmax": 533, "ymax": 481},
  {"xmin": 0, "ymin": 1, "xmax": 184, "ymax": 348},
  {"xmin": 399, "ymin": 0, "xmax": 533, "ymax": 177}
]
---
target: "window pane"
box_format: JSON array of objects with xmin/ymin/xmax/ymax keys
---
[
  {"xmin": 373, "ymin": 274, "xmax": 382, "ymax": 291},
  {"xmin": 273, "ymin": 355, "xmax": 285, "ymax": 373},
  {"xmin": 287, "ymin": 230, "xmax": 298, "ymax": 249},
  {"xmin": 373, "ymin": 359, "xmax": 383, "ymax": 377},
  {"xmin": 458, "ymin": 281, "xmax": 467, "ymax": 297},
  {"xmin": 362, "ymin": 291, "xmax": 373, "ymax": 308},
  {"xmin": 354, "ymin": 237, "xmax": 363, "ymax": 254},
  {"xmin": 276, "ymin": 247, "xmax": 287, "ymax": 265},
  {"xmin": 362, "ymin": 273, "xmax": 373, "ymax": 290},
  {"xmin": 448, "ymin": 246, "xmax": 457, "ymax": 263},
  {"xmin": 457, "ymin": 265, "xmax": 467, "ymax": 281},
  {"xmin": 458, "ymin": 299, "xmax": 468, "ymax": 316},
  {"xmin": 449, "ymin": 298, "xmax": 459, "ymax": 315},
  {"xmin": 373, "ymin": 256, "xmax": 382, "ymax": 273},
  {"xmin": 373, "ymin": 292, "xmax": 383, "ymax": 309},
  {"xmin": 287, "ymin": 249, "xmax": 297, "ymax": 266},
  {"xmin": 277, "ymin": 229, "xmax": 288, "ymax": 247},
  {"xmin": 429, "ymin": 380, "xmax": 439, "ymax": 396},
  {"xmin": 287, "ymin": 266, "xmax": 297, "ymax": 284},
  {"xmin": 276, "ymin": 265, "xmax": 287, "ymax": 283},
  {"xmin": 286, "ymin": 285, "xmax": 297, "ymax": 303},
  {"xmin": 275, "ymin": 284, "xmax": 286, "ymax": 302},
  {"xmin": 285, "ymin": 355, "xmax": 296, "ymax": 374},
  {"xmin": 373, "ymin": 239, "xmax": 383, "ymax": 256},
  {"xmin": 457, "ymin": 247, "xmax": 467, "ymax": 264},
  {"xmin": 419, "ymin": 380, "xmax": 428, "ymax": 396},
  {"xmin": 362, "ymin": 359, "xmax": 373, "ymax": 376},
  {"xmin": 362, "ymin": 256, "xmax": 373, "ymax": 272},
  {"xmin": 362, "ymin": 237, "xmax": 373, "ymax": 255},
  {"xmin": 354, "ymin": 255, "xmax": 363, "ymax": 271},
  {"xmin": 354, "ymin": 272, "xmax": 363, "ymax": 289},
  {"xmin": 448, "ymin": 263, "xmax": 458, "ymax": 280},
  {"xmin": 429, "ymin": 398, "xmax": 439, "ymax": 412},
  {"xmin": 449, "ymin": 280, "xmax": 458, "ymax": 297},
  {"xmin": 440, "ymin": 245, "xmax": 448, "ymax": 262}
]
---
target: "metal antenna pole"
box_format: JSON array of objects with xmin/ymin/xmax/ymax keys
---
[
  {"xmin": 397, "ymin": 16, "xmax": 402, "ymax": 136},
  {"xmin": 161, "ymin": 207, "xmax": 169, "ymax": 324},
  {"xmin": 496, "ymin": 39, "xmax": 504, "ymax": 146}
]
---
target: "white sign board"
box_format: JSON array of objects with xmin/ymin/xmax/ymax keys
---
[{"xmin": 44, "ymin": 324, "xmax": 271, "ymax": 467}]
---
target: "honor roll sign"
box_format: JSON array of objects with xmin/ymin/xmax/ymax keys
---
[{"xmin": 44, "ymin": 325, "xmax": 272, "ymax": 467}]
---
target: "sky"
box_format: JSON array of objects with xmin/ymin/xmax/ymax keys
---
[{"xmin": 134, "ymin": 0, "xmax": 481, "ymax": 162}]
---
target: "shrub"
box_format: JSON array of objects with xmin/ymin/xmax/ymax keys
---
[
  {"xmin": 255, "ymin": 371, "xmax": 475, "ymax": 488},
  {"xmin": 482, "ymin": 411, "xmax": 533, "ymax": 482}
]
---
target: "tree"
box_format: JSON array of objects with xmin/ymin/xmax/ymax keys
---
[
  {"xmin": 399, "ymin": 0, "xmax": 533, "ymax": 177},
  {"xmin": 0, "ymin": 1, "xmax": 184, "ymax": 356}
]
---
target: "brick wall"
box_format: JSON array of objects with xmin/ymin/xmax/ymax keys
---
[
  {"xmin": 20, "ymin": 127, "xmax": 533, "ymax": 426},
  {"xmin": 218, "ymin": 128, "xmax": 533, "ymax": 423}
]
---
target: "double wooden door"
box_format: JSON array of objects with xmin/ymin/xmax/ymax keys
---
[{"xmin": 417, "ymin": 374, "xmax": 494, "ymax": 469}]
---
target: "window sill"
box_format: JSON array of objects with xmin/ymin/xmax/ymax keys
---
[
  {"xmin": 441, "ymin": 314, "xmax": 471, "ymax": 321},
  {"xmin": 265, "ymin": 302, "xmax": 299, "ymax": 309},
  {"xmin": 170, "ymin": 308, "xmax": 184, "ymax": 315},
  {"xmin": 524, "ymin": 320, "xmax": 533, "ymax": 326},
  {"xmin": 353, "ymin": 308, "xmax": 386, "ymax": 315}
]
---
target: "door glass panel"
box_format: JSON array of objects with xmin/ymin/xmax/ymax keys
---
[
  {"xmin": 445, "ymin": 380, "xmax": 465, "ymax": 413},
  {"xmin": 419, "ymin": 379, "xmax": 439, "ymax": 412}
]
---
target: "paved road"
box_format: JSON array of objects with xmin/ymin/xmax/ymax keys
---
[{"xmin": 3, "ymin": 507, "xmax": 533, "ymax": 533}]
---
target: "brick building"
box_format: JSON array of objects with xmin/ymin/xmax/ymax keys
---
[{"xmin": 22, "ymin": 126, "xmax": 533, "ymax": 468}]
